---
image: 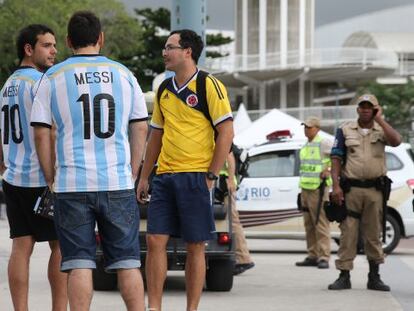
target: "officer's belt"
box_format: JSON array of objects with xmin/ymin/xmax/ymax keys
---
[
  {"xmin": 347, "ymin": 178, "xmax": 379, "ymax": 188},
  {"xmin": 347, "ymin": 210, "xmax": 361, "ymax": 219}
]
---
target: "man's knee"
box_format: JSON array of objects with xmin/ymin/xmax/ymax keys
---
[
  {"xmin": 147, "ymin": 234, "xmax": 169, "ymax": 252},
  {"xmin": 186, "ymin": 242, "xmax": 205, "ymax": 256}
]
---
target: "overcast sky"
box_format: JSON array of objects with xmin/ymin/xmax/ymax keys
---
[{"xmin": 121, "ymin": 0, "xmax": 414, "ymax": 30}]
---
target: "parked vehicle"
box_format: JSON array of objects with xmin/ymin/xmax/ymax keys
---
[
  {"xmin": 92, "ymin": 195, "xmax": 235, "ymax": 292},
  {"xmin": 236, "ymin": 130, "xmax": 414, "ymax": 254}
]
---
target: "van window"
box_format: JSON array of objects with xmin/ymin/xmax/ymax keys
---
[
  {"xmin": 385, "ymin": 152, "xmax": 403, "ymax": 171},
  {"xmin": 247, "ymin": 151, "xmax": 296, "ymax": 177}
]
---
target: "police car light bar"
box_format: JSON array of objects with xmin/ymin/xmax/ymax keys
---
[
  {"xmin": 266, "ymin": 130, "xmax": 292, "ymax": 141},
  {"xmin": 407, "ymin": 179, "xmax": 414, "ymax": 192}
]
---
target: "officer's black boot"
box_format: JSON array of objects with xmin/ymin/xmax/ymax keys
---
[
  {"xmin": 328, "ymin": 270, "xmax": 351, "ymax": 290},
  {"xmin": 367, "ymin": 261, "xmax": 390, "ymax": 291}
]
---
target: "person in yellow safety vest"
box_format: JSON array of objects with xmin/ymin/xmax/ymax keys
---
[
  {"xmin": 219, "ymin": 151, "xmax": 255, "ymax": 275},
  {"xmin": 296, "ymin": 116, "xmax": 333, "ymax": 269}
]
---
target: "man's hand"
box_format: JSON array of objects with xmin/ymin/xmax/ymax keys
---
[
  {"xmin": 373, "ymin": 105, "xmax": 383, "ymax": 123},
  {"xmin": 205, "ymin": 178, "xmax": 215, "ymax": 191},
  {"xmin": 332, "ymin": 184, "xmax": 344, "ymax": 205},
  {"xmin": 0, "ymin": 162, "xmax": 6, "ymax": 175},
  {"xmin": 320, "ymin": 169, "xmax": 331, "ymax": 179},
  {"xmin": 136, "ymin": 178, "xmax": 149, "ymax": 204}
]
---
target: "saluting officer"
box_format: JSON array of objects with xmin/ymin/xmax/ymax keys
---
[{"xmin": 328, "ymin": 94, "xmax": 402, "ymax": 291}]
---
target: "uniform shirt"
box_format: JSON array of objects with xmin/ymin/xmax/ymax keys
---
[
  {"xmin": 0, "ymin": 67, "xmax": 46, "ymax": 187},
  {"xmin": 31, "ymin": 55, "xmax": 148, "ymax": 193},
  {"xmin": 151, "ymin": 70, "xmax": 232, "ymax": 174},
  {"xmin": 331, "ymin": 120, "xmax": 388, "ymax": 179}
]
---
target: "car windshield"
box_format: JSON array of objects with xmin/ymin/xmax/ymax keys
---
[
  {"xmin": 407, "ymin": 147, "xmax": 414, "ymax": 162},
  {"xmin": 247, "ymin": 150, "xmax": 296, "ymax": 178}
]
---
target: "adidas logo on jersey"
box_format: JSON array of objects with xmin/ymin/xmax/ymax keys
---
[{"xmin": 163, "ymin": 92, "xmax": 169, "ymax": 99}]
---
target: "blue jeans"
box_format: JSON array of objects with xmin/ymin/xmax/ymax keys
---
[{"xmin": 54, "ymin": 189, "xmax": 140, "ymax": 272}]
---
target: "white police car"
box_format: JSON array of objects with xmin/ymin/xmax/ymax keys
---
[{"xmin": 237, "ymin": 130, "xmax": 414, "ymax": 254}]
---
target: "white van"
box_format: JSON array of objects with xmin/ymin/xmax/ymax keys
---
[{"xmin": 236, "ymin": 130, "xmax": 414, "ymax": 254}]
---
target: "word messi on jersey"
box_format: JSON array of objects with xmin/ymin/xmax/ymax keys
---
[
  {"xmin": 2, "ymin": 85, "xmax": 20, "ymax": 97},
  {"xmin": 74, "ymin": 71, "xmax": 113, "ymax": 85}
]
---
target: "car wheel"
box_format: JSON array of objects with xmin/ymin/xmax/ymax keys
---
[
  {"xmin": 92, "ymin": 257, "xmax": 117, "ymax": 291},
  {"xmin": 382, "ymin": 214, "xmax": 401, "ymax": 254},
  {"xmin": 206, "ymin": 259, "xmax": 234, "ymax": 291}
]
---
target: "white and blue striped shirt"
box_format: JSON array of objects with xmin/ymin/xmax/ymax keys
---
[
  {"xmin": 0, "ymin": 67, "xmax": 46, "ymax": 187},
  {"xmin": 31, "ymin": 55, "xmax": 148, "ymax": 193}
]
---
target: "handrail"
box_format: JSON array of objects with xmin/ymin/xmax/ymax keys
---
[{"xmin": 205, "ymin": 48, "xmax": 399, "ymax": 73}]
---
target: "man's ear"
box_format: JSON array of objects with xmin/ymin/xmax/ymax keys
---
[
  {"xmin": 66, "ymin": 36, "xmax": 73, "ymax": 49},
  {"xmin": 98, "ymin": 32, "xmax": 104, "ymax": 49},
  {"xmin": 24, "ymin": 43, "xmax": 34, "ymax": 57}
]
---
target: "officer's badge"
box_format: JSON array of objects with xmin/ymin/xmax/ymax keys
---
[{"xmin": 186, "ymin": 94, "xmax": 198, "ymax": 107}]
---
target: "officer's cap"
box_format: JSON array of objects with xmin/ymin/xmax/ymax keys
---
[
  {"xmin": 301, "ymin": 116, "xmax": 321, "ymax": 128},
  {"xmin": 355, "ymin": 94, "xmax": 379, "ymax": 108}
]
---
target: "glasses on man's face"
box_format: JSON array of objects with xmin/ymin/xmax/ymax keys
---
[{"xmin": 162, "ymin": 45, "xmax": 184, "ymax": 53}]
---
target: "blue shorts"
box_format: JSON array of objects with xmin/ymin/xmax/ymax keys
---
[
  {"xmin": 147, "ymin": 172, "xmax": 216, "ymax": 242},
  {"xmin": 54, "ymin": 189, "xmax": 140, "ymax": 272}
]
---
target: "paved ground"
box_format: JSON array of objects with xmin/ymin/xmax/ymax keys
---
[{"xmin": 1, "ymin": 216, "xmax": 413, "ymax": 310}]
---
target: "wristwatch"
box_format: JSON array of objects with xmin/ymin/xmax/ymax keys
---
[{"xmin": 206, "ymin": 171, "xmax": 218, "ymax": 181}]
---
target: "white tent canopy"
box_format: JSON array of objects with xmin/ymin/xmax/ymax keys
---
[
  {"xmin": 234, "ymin": 109, "xmax": 333, "ymax": 149},
  {"xmin": 233, "ymin": 104, "xmax": 252, "ymax": 135}
]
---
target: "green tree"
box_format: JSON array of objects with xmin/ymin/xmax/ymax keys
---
[
  {"xmin": 358, "ymin": 81, "xmax": 414, "ymax": 139},
  {"xmin": 132, "ymin": 8, "xmax": 233, "ymax": 91},
  {"xmin": 0, "ymin": 0, "xmax": 142, "ymax": 85}
]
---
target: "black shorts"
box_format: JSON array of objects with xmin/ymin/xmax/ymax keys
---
[{"xmin": 3, "ymin": 180, "xmax": 57, "ymax": 242}]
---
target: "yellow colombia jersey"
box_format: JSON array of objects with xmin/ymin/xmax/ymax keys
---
[{"xmin": 151, "ymin": 70, "xmax": 233, "ymax": 174}]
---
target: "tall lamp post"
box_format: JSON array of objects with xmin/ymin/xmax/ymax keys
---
[{"xmin": 327, "ymin": 87, "xmax": 347, "ymax": 133}]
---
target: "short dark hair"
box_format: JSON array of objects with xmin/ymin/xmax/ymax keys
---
[
  {"xmin": 68, "ymin": 11, "xmax": 101, "ymax": 49},
  {"xmin": 16, "ymin": 24, "xmax": 54, "ymax": 62},
  {"xmin": 170, "ymin": 29, "xmax": 204, "ymax": 64}
]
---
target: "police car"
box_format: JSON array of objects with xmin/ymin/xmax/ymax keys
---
[{"xmin": 236, "ymin": 130, "xmax": 414, "ymax": 254}]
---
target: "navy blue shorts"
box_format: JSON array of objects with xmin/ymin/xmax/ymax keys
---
[
  {"xmin": 54, "ymin": 189, "xmax": 140, "ymax": 272},
  {"xmin": 147, "ymin": 172, "xmax": 216, "ymax": 242}
]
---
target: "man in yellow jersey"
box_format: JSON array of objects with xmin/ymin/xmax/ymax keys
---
[{"xmin": 137, "ymin": 29, "xmax": 234, "ymax": 311}]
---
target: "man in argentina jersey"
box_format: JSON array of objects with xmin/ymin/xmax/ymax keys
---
[
  {"xmin": 136, "ymin": 29, "xmax": 234, "ymax": 311},
  {"xmin": 31, "ymin": 12, "xmax": 148, "ymax": 310},
  {"xmin": 0, "ymin": 24, "xmax": 68, "ymax": 311}
]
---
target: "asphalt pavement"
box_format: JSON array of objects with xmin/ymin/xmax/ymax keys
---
[{"xmin": 1, "ymin": 216, "xmax": 413, "ymax": 311}]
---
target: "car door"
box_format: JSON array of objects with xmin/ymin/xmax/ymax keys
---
[{"xmin": 236, "ymin": 149, "xmax": 301, "ymax": 231}]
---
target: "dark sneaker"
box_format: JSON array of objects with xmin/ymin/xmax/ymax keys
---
[
  {"xmin": 328, "ymin": 271, "xmax": 351, "ymax": 290},
  {"xmin": 318, "ymin": 260, "xmax": 329, "ymax": 269},
  {"xmin": 367, "ymin": 274, "xmax": 391, "ymax": 291},
  {"xmin": 233, "ymin": 262, "xmax": 255, "ymax": 275},
  {"xmin": 295, "ymin": 257, "xmax": 318, "ymax": 267}
]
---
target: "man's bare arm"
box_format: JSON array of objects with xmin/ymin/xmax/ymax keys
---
[
  {"xmin": 34, "ymin": 126, "xmax": 54, "ymax": 187},
  {"xmin": 129, "ymin": 121, "xmax": 148, "ymax": 180},
  {"xmin": 208, "ymin": 120, "xmax": 234, "ymax": 176}
]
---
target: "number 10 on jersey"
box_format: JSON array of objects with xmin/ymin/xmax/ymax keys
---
[{"xmin": 77, "ymin": 93, "xmax": 115, "ymax": 139}]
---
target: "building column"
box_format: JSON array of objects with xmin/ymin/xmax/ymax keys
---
[
  {"xmin": 299, "ymin": 0, "xmax": 306, "ymax": 67},
  {"xmin": 280, "ymin": 79, "xmax": 287, "ymax": 109},
  {"xmin": 280, "ymin": 0, "xmax": 288, "ymax": 68},
  {"xmin": 298, "ymin": 76, "xmax": 305, "ymax": 120},
  {"xmin": 242, "ymin": 0, "xmax": 248, "ymax": 70},
  {"xmin": 259, "ymin": 0, "xmax": 267, "ymax": 69},
  {"xmin": 171, "ymin": 0, "xmax": 207, "ymax": 65}
]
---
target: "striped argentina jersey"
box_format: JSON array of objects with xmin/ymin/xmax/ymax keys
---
[
  {"xmin": 0, "ymin": 67, "xmax": 46, "ymax": 187},
  {"xmin": 31, "ymin": 55, "xmax": 148, "ymax": 193}
]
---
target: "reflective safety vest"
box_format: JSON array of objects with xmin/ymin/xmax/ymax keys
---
[
  {"xmin": 219, "ymin": 163, "xmax": 238, "ymax": 185},
  {"xmin": 299, "ymin": 135, "xmax": 332, "ymax": 190}
]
